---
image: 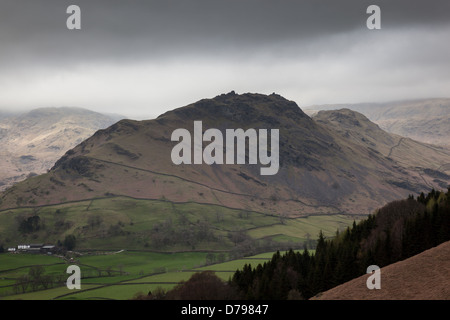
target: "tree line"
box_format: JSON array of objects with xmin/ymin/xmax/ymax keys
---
[
  {"xmin": 231, "ymin": 187, "xmax": 450, "ymax": 299},
  {"xmin": 11, "ymin": 265, "xmax": 65, "ymax": 294},
  {"xmin": 135, "ymin": 187, "xmax": 450, "ymax": 300}
]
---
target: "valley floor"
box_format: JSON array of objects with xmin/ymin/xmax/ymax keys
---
[{"xmin": 0, "ymin": 250, "xmax": 295, "ymax": 300}]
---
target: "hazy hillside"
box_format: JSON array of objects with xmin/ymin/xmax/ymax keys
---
[
  {"xmin": 1, "ymin": 92, "xmax": 449, "ymax": 218},
  {"xmin": 313, "ymin": 109, "xmax": 450, "ymax": 190},
  {"xmin": 304, "ymin": 98, "xmax": 450, "ymax": 147},
  {"xmin": 313, "ymin": 240, "xmax": 450, "ymax": 300},
  {"xmin": 0, "ymin": 107, "xmax": 123, "ymax": 191}
]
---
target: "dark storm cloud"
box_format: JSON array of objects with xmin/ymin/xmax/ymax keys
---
[
  {"xmin": 1, "ymin": 0, "xmax": 449, "ymax": 116},
  {"xmin": 2, "ymin": 0, "xmax": 449, "ymax": 65}
]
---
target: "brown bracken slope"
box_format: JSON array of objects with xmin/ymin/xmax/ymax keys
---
[{"xmin": 313, "ymin": 240, "xmax": 450, "ymax": 300}]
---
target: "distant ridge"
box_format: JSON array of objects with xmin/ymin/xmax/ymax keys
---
[
  {"xmin": 312, "ymin": 108, "xmax": 450, "ymax": 190},
  {"xmin": 0, "ymin": 107, "xmax": 123, "ymax": 190},
  {"xmin": 304, "ymin": 98, "xmax": 450, "ymax": 147}
]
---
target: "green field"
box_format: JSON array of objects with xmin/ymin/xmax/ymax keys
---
[
  {"xmin": 0, "ymin": 196, "xmax": 358, "ymax": 300},
  {"xmin": 0, "ymin": 196, "xmax": 359, "ymax": 252},
  {"xmin": 0, "ymin": 250, "xmax": 308, "ymax": 300}
]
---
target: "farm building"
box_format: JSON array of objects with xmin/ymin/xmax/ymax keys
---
[{"xmin": 16, "ymin": 244, "xmax": 56, "ymax": 254}]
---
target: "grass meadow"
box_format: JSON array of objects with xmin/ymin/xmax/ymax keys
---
[
  {"xmin": 0, "ymin": 196, "xmax": 355, "ymax": 300},
  {"xmin": 0, "ymin": 250, "xmax": 309, "ymax": 300}
]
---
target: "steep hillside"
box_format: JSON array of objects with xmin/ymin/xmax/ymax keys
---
[
  {"xmin": 0, "ymin": 92, "xmax": 448, "ymax": 218},
  {"xmin": 313, "ymin": 109, "xmax": 450, "ymax": 190},
  {"xmin": 313, "ymin": 240, "xmax": 450, "ymax": 300},
  {"xmin": 0, "ymin": 107, "xmax": 123, "ymax": 190}
]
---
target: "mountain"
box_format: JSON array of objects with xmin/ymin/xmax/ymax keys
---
[
  {"xmin": 1, "ymin": 92, "xmax": 449, "ymax": 218},
  {"xmin": 304, "ymin": 98, "xmax": 450, "ymax": 147},
  {"xmin": 312, "ymin": 240, "xmax": 450, "ymax": 300},
  {"xmin": 0, "ymin": 107, "xmax": 123, "ymax": 191},
  {"xmin": 312, "ymin": 109, "xmax": 450, "ymax": 190}
]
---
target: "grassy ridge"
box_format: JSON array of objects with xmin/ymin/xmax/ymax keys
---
[{"xmin": 0, "ymin": 196, "xmax": 359, "ymax": 251}]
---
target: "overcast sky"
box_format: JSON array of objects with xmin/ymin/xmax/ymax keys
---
[{"xmin": 1, "ymin": 0, "xmax": 449, "ymax": 119}]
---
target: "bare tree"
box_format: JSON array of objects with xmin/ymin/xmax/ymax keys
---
[
  {"xmin": 29, "ymin": 265, "xmax": 45, "ymax": 291},
  {"xmin": 16, "ymin": 275, "xmax": 30, "ymax": 293}
]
